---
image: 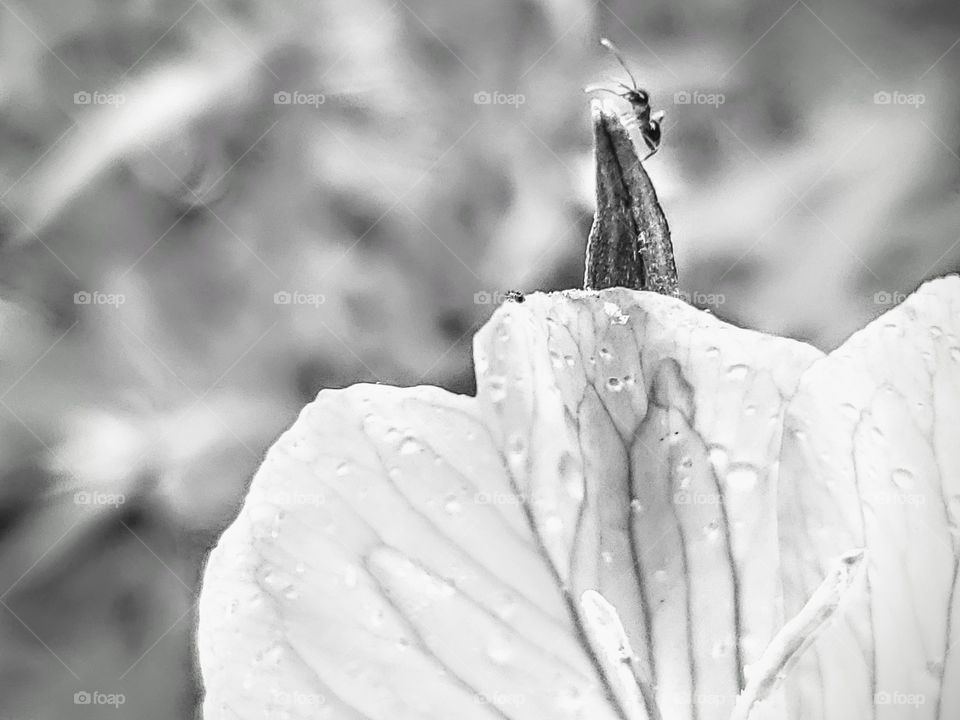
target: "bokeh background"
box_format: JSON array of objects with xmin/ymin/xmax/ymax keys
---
[{"xmin": 0, "ymin": 0, "xmax": 958, "ymax": 717}]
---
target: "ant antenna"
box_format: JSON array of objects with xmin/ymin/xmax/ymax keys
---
[
  {"xmin": 599, "ymin": 38, "xmax": 639, "ymax": 90},
  {"xmin": 583, "ymin": 84, "xmax": 622, "ymax": 96}
]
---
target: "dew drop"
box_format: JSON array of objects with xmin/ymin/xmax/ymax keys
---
[
  {"xmin": 335, "ymin": 462, "xmax": 351, "ymax": 477},
  {"xmin": 726, "ymin": 465, "xmax": 759, "ymax": 491},
  {"xmin": 839, "ymin": 402, "xmax": 859, "ymax": 419},
  {"xmin": 486, "ymin": 635, "xmax": 514, "ymax": 665},
  {"xmin": 282, "ymin": 585, "xmax": 299, "ymax": 600},
  {"xmin": 744, "ymin": 404, "xmax": 757, "ymax": 416},
  {"xmin": 630, "ymin": 498, "xmax": 644, "ymax": 513},
  {"xmin": 294, "ymin": 562, "xmax": 305, "ymax": 575},
  {"xmin": 384, "ymin": 427, "xmax": 401, "ymax": 444},
  {"xmin": 951, "ymin": 347, "xmax": 960, "ymax": 362},
  {"xmin": 601, "ymin": 550, "xmax": 614, "ymax": 564},
  {"xmin": 711, "ymin": 637, "xmax": 731, "ymax": 658},
  {"xmin": 726, "ymin": 364, "xmax": 749, "ymax": 380},
  {"xmin": 444, "ymin": 495, "xmax": 463, "ymax": 515},
  {"xmin": 549, "ymin": 350, "xmax": 564, "ymax": 368},
  {"xmin": 343, "ymin": 565, "xmax": 359, "ymax": 589},
  {"xmin": 606, "ymin": 377, "xmax": 623, "ymax": 392},
  {"xmin": 543, "ymin": 514, "xmax": 563, "ymax": 534},
  {"xmin": 599, "ymin": 347, "xmax": 613, "ymax": 361},
  {"xmin": 497, "ymin": 596, "xmax": 518, "ymax": 621},
  {"xmin": 399, "ymin": 436, "xmax": 423, "ymax": 455},
  {"xmin": 564, "ymin": 354, "xmax": 576, "ymax": 367},
  {"xmin": 891, "ymin": 468, "xmax": 915, "ymax": 490},
  {"xmin": 705, "ymin": 346, "xmax": 720, "ymax": 359},
  {"xmin": 708, "ymin": 446, "xmax": 729, "ymax": 471},
  {"xmin": 930, "ymin": 325, "xmax": 943, "ymax": 338},
  {"xmin": 653, "ymin": 569, "xmax": 668, "ymax": 582},
  {"xmin": 703, "ymin": 520, "xmax": 721, "ymax": 542},
  {"xmin": 487, "ymin": 376, "xmax": 507, "ymax": 403}
]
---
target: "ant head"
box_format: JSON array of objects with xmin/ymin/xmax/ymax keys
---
[{"xmin": 624, "ymin": 88, "xmax": 650, "ymax": 107}]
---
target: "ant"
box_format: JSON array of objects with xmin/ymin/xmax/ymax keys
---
[
  {"xmin": 504, "ymin": 290, "xmax": 525, "ymax": 303},
  {"xmin": 584, "ymin": 38, "xmax": 665, "ymax": 161}
]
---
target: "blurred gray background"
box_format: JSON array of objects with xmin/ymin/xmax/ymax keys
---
[{"xmin": 0, "ymin": 0, "xmax": 958, "ymax": 717}]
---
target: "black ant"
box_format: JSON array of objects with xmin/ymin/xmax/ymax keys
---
[
  {"xmin": 504, "ymin": 290, "xmax": 525, "ymax": 303},
  {"xmin": 584, "ymin": 38, "xmax": 665, "ymax": 160}
]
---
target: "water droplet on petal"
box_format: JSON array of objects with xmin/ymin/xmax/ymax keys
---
[
  {"xmin": 891, "ymin": 468, "xmax": 915, "ymax": 489},
  {"xmin": 708, "ymin": 446, "xmax": 729, "ymax": 472},
  {"xmin": 726, "ymin": 465, "xmax": 758, "ymax": 491},
  {"xmin": 726, "ymin": 364, "xmax": 749, "ymax": 380},
  {"xmin": 601, "ymin": 550, "xmax": 614, "ymax": 564},
  {"xmin": 630, "ymin": 498, "xmax": 644, "ymax": 513},
  {"xmin": 486, "ymin": 635, "xmax": 514, "ymax": 665},
  {"xmin": 951, "ymin": 347, "xmax": 960, "ymax": 362},
  {"xmin": 335, "ymin": 462, "xmax": 351, "ymax": 477},
  {"xmin": 599, "ymin": 347, "xmax": 613, "ymax": 361},
  {"xmin": 930, "ymin": 325, "xmax": 943, "ymax": 338},
  {"xmin": 343, "ymin": 566, "xmax": 359, "ymax": 589},
  {"xmin": 705, "ymin": 346, "xmax": 720, "ymax": 359},
  {"xmin": 399, "ymin": 436, "xmax": 423, "ymax": 455},
  {"xmin": 487, "ymin": 376, "xmax": 507, "ymax": 403},
  {"xmin": 606, "ymin": 377, "xmax": 623, "ymax": 392},
  {"xmin": 444, "ymin": 495, "xmax": 463, "ymax": 515}
]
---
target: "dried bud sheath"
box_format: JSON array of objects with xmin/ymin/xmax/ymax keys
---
[{"xmin": 584, "ymin": 101, "xmax": 678, "ymax": 296}]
